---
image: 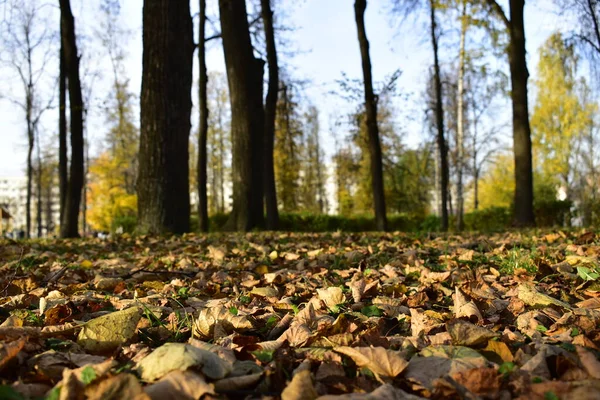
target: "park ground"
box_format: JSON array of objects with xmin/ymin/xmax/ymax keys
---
[{"xmin": 0, "ymin": 230, "xmax": 599, "ymax": 399}]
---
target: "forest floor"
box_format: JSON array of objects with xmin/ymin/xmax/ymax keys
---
[{"xmin": 0, "ymin": 230, "xmax": 600, "ymax": 399}]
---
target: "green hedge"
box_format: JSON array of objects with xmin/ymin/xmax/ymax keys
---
[{"xmin": 124, "ymin": 200, "xmax": 574, "ymax": 234}]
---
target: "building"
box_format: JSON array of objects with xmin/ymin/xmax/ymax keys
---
[{"xmin": 0, "ymin": 176, "xmax": 60, "ymax": 237}]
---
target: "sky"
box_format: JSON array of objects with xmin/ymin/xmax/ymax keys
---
[{"xmin": 0, "ymin": 0, "xmax": 573, "ymax": 178}]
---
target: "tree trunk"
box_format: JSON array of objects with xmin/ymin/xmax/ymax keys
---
[
  {"xmin": 429, "ymin": 0, "xmax": 449, "ymax": 231},
  {"xmin": 60, "ymin": 0, "xmax": 84, "ymax": 238},
  {"xmin": 354, "ymin": 0, "xmax": 387, "ymax": 231},
  {"xmin": 59, "ymin": 36, "xmax": 68, "ymax": 227},
  {"xmin": 36, "ymin": 137, "xmax": 42, "ymax": 237},
  {"xmin": 26, "ymin": 121, "xmax": 33, "ymax": 238},
  {"xmin": 455, "ymin": 0, "xmax": 467, "ymax": 231},
  {"xmin": 508, "ymin": 0, "xmax": 535, "ymax": 226},
  {"xmin": 261, "ymin": 0, "xmax": 279, "ymax": 230},
  {"xmin": 219, "ymin": 0, "xmax": 265, "ymax": 231},
  {"xmin": 197, "ymin": 0, "xmax": 209, "ymax": 233},
  {"xmin": 138, "ymin": 0, "xmax": 193, "ymax": 234},
  {"xmin": 250, "ymin": 58, "xmax": 266, "ymax": 228}
]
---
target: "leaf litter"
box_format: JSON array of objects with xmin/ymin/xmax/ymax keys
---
[{"xmin": 0, "ymin": 230, "xmax": 600, "ymax": 398}]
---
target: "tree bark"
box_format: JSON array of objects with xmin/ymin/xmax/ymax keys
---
[
  {"xmin": 429, "ymin": 0, "xmax": 449, "ymax": 231},
  {"xmin": 354, "ymin": 0, "xmax": 387, "ymax": 231},
  {"xmin": 138, "ymin": 0, "xmax": 193, "ymax": 235},
  {"xmin": 486, "ymin": 0, "xmax": 534, "ymax": 226},
  {"xmin": 59, "ymin": 35, "xmax": 68, "ymax": 228},
  {"xmin": 36, "ymin": 137, "xmax": 42, "ymax": 237},
  {"xmin": 26, "ymin": 121, "xmax": 33, "ymax": 238},
  {"xmin": 219, "ymin": 0, "xmax": 265, "ymax": 231},
  {"xmin": 197, "ymin": 0, "xmax": 209, "ymax": 232},
  {"xmin": 456, "ymin": 0, "xmax": 467, "ymax": 231},
  {"xmin": 261, "ymin": 0, "xmax": 279, "ymax": 230},
  {"xmin": 508, "ymin": 0, "xmax": 535, "ymax": 226},
  {"xmin": 59, "ymin": 0, "xmax": 84, "ymax": 238}
]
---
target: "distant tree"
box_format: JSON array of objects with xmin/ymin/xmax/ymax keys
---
[
  {"xmin": 558, "ymin": 0, "xmax": 600, "ymax": 62},
  {"xmin": 59, "ymin": 20, "xmax": 67, "ymax": 230},
  {"xmin": 138, "ymin": 0, "xmax": 193, "ymax": 234},
  {"xmin": 261, "ymin": 0, "xmax": 280, "ymax": 229},
  {"xmin": 478, "ymin": 152, "xmax": 515, "ymax": 209},
  {"xmin": 429, "ymin": 0, "xmax": 449, "ymax": 231},
  {"xmin": 301, "ymin": 105, "xmax": 327, "ymax": 213},
  {"xmin": 0, "ymin": 0, "xmax": 54, "ymax": 238},
  {"xmin": 354, "ymin": 0, "xmax": 387, "ymax": 231},
  {"xmin": 60, "ymin": 0, "xmax": 85, "ymax": 238},
  {"xmin": 219, "ymin": 0, "xmax": 265, "ymax": 231},
  {"xmin": 455, "ymin": 0, "xmax": 467, "ymax": 231},
  {"xmin": 197, "ymin": 0, "xmax": 209, "ymax": 232},
  {"xmin": 485, "ymin": 0, "xmax": 535, "ymax": 226},
  {"xmin": 274, "ymin": 82, "xmax": 303, "ymax": 212},
  {"xmin": 206, "ymin": 72, "xmax": 230, "ymax": 215},
  {"xmin": 531, "ymin": 33, "xmax": 595, "ymax": 204}
]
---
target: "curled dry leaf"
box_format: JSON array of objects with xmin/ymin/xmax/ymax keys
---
[
  {"xmin": 281, "ymin": 323, "xmax": 312, "ymax": 347},
  {"xmin": 193, "ymin": 306, "xmax": 253, "ymax": 338},
  {"xmin": 453, "ymin": 287, "xmax": 482, "ymax": 322},
  {"xmin": 334, "ymin": 346, "xmax": 408, "ymax": 379},
  {"xmin": 346, "ymin": 277, "xmax": 366, "ymax": 303},
  {"xmin": 207, "ymin": 245, "xmax": 226, "ymax": 262}
]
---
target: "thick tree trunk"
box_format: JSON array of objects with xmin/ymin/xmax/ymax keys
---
[
  {"xmin": 59, "ymin": 0, "xmax": 84, "ymax": 238},
  {"xmin": 59, "ymin": 37, "xmax": 68, "ymax": 223},
  {"xmin": 456, "ymin": 0, "xmax": 467, "ymax": 231},
  {"xmin": 508, "ymin": 0, "xmax": 534, "ymax": 226},
  {"xmin": 197, "ymin": 0, "xmax": 209, "ymax": 232},
  {"xmin": 261, "ymin": 0, "xmax": 279, "ymax": 230},
  {"xmin": 219, "ymin": 0, "xmax": 265, "ymax": 231},
  {"xmin": 429, "ymin": 0, "xmax": 449, "ymax": 231},
  {"xmin": 354, "ymin": 0, "xmax": 387, "ymax": 231},
  {"xmin": 138, "ymin": 0, "xmax": 193, "ymax": 234}
]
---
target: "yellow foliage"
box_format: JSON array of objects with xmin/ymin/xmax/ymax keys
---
[
  {"xmin": 87, "ymin": 151, "xmax": 137, "ymax": 232},
  {"xmin": 477, "ymin": 153, "xmax": 514, "ymax": 209}
]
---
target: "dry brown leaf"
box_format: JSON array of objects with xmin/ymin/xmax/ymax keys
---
[
  {"xmin": 144, "ymin": 370, "xmax": 214, "ymax": 400},
  {"xmin": 281, "ymin": 369, "xmax": 318, "ymax": 400},
  {"xmin": 84, "ymin": 373, "xmax": 149, "ymax": 400},
  {"xmin": 576, "ymin": 345, "xmax": 600, "ymax": 379},
  {"xmin": 317, "ymin": 287, "xmax": 345, "ymax": 311},
  {"xmin": 0, "ymin": 337, "xmax": 26, "ymax": 371},
  {"xmin": 334, "ymin": 346, "xmax": 408, "ymax": 379},
  {"xmin": 446, "ymin": 319, "xmax": 499, "ymax": 347}
]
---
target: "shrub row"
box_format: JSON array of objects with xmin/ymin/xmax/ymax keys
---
[{"xmin": 115, "ymin": 200, "xmax": 573, "ymax": 234}]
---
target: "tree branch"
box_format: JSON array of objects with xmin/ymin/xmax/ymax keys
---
[{"xmin": 484, "ymin": 0, "xmax": 510, "ymax": 30}]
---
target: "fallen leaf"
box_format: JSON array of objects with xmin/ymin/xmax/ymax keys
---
[
  {"xmin": 193, "ymin": 306, "xmax": 253, "ymax": 338},
  {"xmin": 77, "ymin": 307, "xmax": 141, "ymax": 352},
  {"xmin": 136, "ymin": 342, "xmax": 232, "ymax": 382},
  {"xmin": 144, "ymin": 370, "xmax": 214, "ymax": 400},
  {"xmin": 334, "ymin": 346, "xmax": 408, "ymax": 379},
  {"xmin": 446, "ymin": 319, "xmax": 499, "ymax": 347},
  {"xmin": 281, "ymin": 369, "xmax": 318, "ymax": 400}
]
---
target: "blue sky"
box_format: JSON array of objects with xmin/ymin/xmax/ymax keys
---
[{"xmin": 0, "ymin": 0, "xmax": 572, "ymax": 177}]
